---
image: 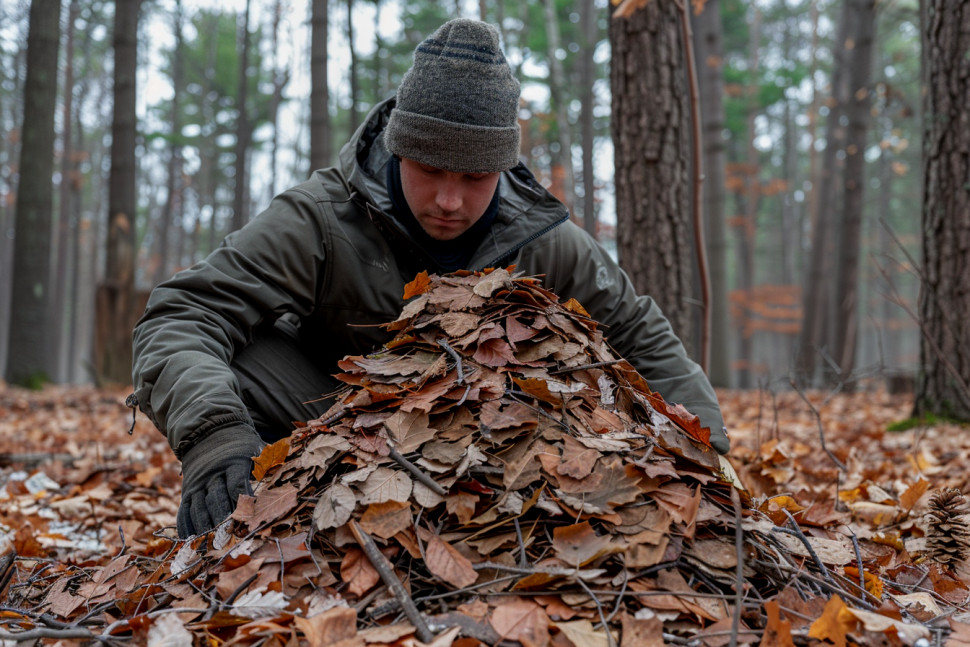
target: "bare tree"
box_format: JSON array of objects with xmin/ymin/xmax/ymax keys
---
[
  {"xmin": 5, "ymin": 0, "xmax": 62, "ymax": 386},
  {"xmin": 231, "ymin": 0, "xmax": 252, "ymax": 233}
]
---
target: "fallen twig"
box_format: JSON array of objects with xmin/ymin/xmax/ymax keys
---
[{"xmin": 349, "ymin": 520, "xmax": 434, "ymax": 643}]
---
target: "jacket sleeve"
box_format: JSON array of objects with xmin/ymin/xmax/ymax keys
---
[
  {"xmin": 520, "ymin": 221, "xmax": 725, "ymax": 434},
  {"xmin": 132, "ymin": 188, "xmax": 331, "ymax": 458}
]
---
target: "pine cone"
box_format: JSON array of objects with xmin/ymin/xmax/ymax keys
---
[{"xmin": 925, "ymin": 488, "xmax": 970, "ymax": 566}]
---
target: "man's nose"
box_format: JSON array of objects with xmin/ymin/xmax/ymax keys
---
[{"xmin": 435, "ymin": 180, "xmax": 463, "ymax": 212}]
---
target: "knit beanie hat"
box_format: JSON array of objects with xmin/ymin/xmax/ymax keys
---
[{"xmin": 383, "ymin": 18, "xmax": 521, "ymax": 174}]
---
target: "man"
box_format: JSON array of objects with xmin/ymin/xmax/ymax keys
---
[{"xmin": 132, "ymin": 18, "xmax": 729, "ymax": 538}]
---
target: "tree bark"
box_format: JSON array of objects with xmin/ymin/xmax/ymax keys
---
[
  {"xmin": 5, "ymin": 0, "xmax": 62, "ymax": 386},
  {"xmin": 796, "ymin": 0, "xmax": 855, "ymax": 385},
  {"xmin": 578, "ymin": 0, "xmax": 598, "ymax": 240},
  {"xmin": 97, "ymin": 0, "xmax": 142, "ymax": 386},
  {"xmin": 231, "ymin": 0, "xmax": 252, "ymax": 233},
  {"xmin": 915, "ymin": 1, "xmax": 970, "ymax": 419},
  {"xmin": 346, "ymin": 0, "xmax": 360, "ymax": 136},
  {"xmin": 310, "ymin": 0, "xmax": 331, "ymax": 172},
  {"xmin": 155, "ymin": 0, "xmax": 185, "ymax": 286},
  {"xmin": 691, "ymin": 0, "xmax": 730, "ymax": 387},
  {"xmin": 610, "ymin": 0, "xmax": 697, "ymax": 358},
  {"xmin": 542, "ymin": 0, "xmax": 575, "ymax": 214},
  {"xmin": 832, "ymin": 0, "xmax": 877, "ymax": 385}
]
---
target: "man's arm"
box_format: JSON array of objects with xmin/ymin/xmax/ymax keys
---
[
  {"xmin": 132, "ymin": 188, "xmax": 331, "ymax": 533},
  {"xmin": 519, "ymin": 221, "xmax": 729, "ymax": 453}
]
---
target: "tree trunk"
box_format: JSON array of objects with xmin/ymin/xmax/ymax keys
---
[
  {"xmin": 310, "ymin": 0, "xmax": 331, "ymax": 172},
  {"xmin": 346, "ymin": 0, "xmax": 360, "ymax": 137},
  {"xmin": 5, "ymin": 0, "xmax": 62, "ymax": 386},
  {"xmin": 690, "ymin": 0, "xmax": 730, "ymax": 387},
  {"xmin": 832, "ymin": 0, "xmax": 877, "ymax": 385},
  {"xmin": 54, "ymin": 0, "xmax": 80, "ymax": 383},
  {"xmin": 578, "ymin": 0, "xmax": 598, "ymax": 240},
  {"xmin": 796, "ymin": 0, "xmax": 855, "ymax": 385},
  {"xmin": 542, "ymin": 0, "xmax": 575, "ymax": 214},
  {"xmin": 610, "ymin": 0, "xmax": 697, "ymax": 358},
  {"xmin": 231, "ymin": 0, "xmax": 252, "ymax": 233},
  {"xmin": 97, "ymin": 0, "xmax": 141, "ymax": 386},
  {"xmin": 155, "ymin": 0, "xmax": 185, "ymax": 286},
  {"xmin": 915, "ymin": 2, "xmax": 970, "ymax": 420}
]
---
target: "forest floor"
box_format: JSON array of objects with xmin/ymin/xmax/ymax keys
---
[{"xmin": 2, "ymin": 381, "xmax": 970, "ymax": 644}]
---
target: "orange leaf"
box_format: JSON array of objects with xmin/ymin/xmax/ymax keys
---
[
  {"xmin": 807, "ymin": 596, "xmax": 855, "ymax": 647},
  {"xmin": 252, "ymin": 437, "xmax": 290, "ymax": 481},
  {"xmin": 899, "ymin": 477, "xmax": 929, "ymax": 511},
  {"xmin": 561, "ymin": 298, "xmax": 590, "ymax": 318},
  {"xmin": 844, "ymin": 566, "xmax": 884, "ymax": 600},
  {"xmin": 759, "ymin": 599, "xmax": 795, "ymax": 647},
  {"xmin": 403, "ymin": 271, "xmax": 432, "ymax": 299},
  {"xmin": 425, "ymin": 533, "xmax": 478, "ymax": 589}
]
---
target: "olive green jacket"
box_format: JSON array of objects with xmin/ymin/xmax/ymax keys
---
[{"xmin": 132, "ymin": 99, "xmax": 726, "ymax": 459}]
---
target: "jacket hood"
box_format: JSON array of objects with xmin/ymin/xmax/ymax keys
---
[{"xmin": 337, "ymin": 97, "xmax": 571, "ymax": 270}]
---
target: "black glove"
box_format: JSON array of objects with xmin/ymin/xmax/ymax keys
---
[{"xmin": 176, "ymin": 426, "xmax": 265, "ymax": 538}]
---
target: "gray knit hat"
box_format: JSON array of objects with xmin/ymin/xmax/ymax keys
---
[{"xmin": 383, "ymin": 18, "xmax": 521, "ymax": 173}]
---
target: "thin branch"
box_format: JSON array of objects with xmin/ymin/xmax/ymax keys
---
[
  {"xmin": 730, "ymin": 488, "xmax": 744, "ymax": 647},
  {"xmin": 388, "ymin": 447, "xmax": 447, "ymax": 496},
  {"xmin": 788, "ymin": 378, "xmax": 847, "ymax": 471},
  {"xmin": 349, "ymin": 520, "xmax": 434, "ymax": 643}
]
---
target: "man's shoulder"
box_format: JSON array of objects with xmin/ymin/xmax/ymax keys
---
[{"xmin": 284, "ymin": 167, "xmax": 353, "ymax": 205}]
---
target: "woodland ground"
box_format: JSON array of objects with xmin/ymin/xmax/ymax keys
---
[{"xmin": 2, "ymin": 380, "xmax": 970, "ymax": 644}]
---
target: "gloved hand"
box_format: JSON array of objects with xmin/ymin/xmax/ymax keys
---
[
  {"xmin": 710, "ymin": 427, "xmax": 730, "ymax": 454},
  {"xmin": 177, "ymin": 427, "xmax": 265, "ymax": 538}
]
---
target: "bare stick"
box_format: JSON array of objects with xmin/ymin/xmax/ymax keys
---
[
  {"xmin": 788, "ymin": 378, "xmax": 846, "ymax": 471},
  {"xmin": 730, "ymin": 488, "xmax": 744, "ymax": 647},
  {"xmin": 389, "ymin": 447, "xmax": 447, "ymax": 496},
  {"xmin": 437, "ymin": 338, "xmax": 465, "ymax": 385},
  {"xmin": 578, "ymin": 578, "xmax": 617, "ymax": 647},
  {"xmin": 349, "ymin": 520, "xmax": 434, "ymax": 643}
]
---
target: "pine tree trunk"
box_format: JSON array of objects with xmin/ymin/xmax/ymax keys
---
[
  {"xmin": 832, "ymin": 0, "xmax": 877, "ymax": 385},
  {"xmin": 916, "ymin": 2, "xmax": 970, "ymax": 419},
  {"xmin": 542, "ymin": 0, "xmax": 575, "ymax": 214},
  {"xmin": 610, "ymin": 0, "xmax": 696, "ymax": 358},
  {"xmin": 231, "ymin": 0, "xmax": 252, "ymax": 233},
  {"xmin": 97, "ymin": 0, "xmax": 141, "ymax": 386},
  {"xmin": 155, "ymin": 0, "xmax": 184, "ymax": 286},
  {"xmin": 310, "ymin": 0, "xmax": 331, "ymax": 171},
  {"xmin": 578, "ymin": 0, "xmax": 598, "ymax": 240},
  {"xmin": 5, "ymin": 0, "xmax": 62, "ymax": 386},
  {"xmin": 796, "ymin": 0, "xmax": 855, "ymax": 385},
  {"xmin": 346, "ymin": 0, "xmax": 360, "ymax": 137}
]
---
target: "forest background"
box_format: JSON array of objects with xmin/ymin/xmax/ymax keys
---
[{"xmin": 1, "ymin": 0, "xmax": 966, "ymax": 421}]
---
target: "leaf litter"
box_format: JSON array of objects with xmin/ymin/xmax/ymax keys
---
[{"xmin": 1, "ymin": 269, "xmax": 970, "ymax": 645}]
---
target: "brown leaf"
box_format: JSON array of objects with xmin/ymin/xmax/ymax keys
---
[
  {"xmin": 385, "ymin": 410, "xmax": 436, "ymax": 453},
  {"xmin": 620, "ymin": 612, "xmax": 664, "ymax": 647},
  {"xmin": 807, "ymin": 595, "xmax": 853, "ymax": 647},
  {"xmin": 340, "ymin": 547, "xmax": 380, "ymax": 597},
  {"xmin": 760, "ymin": 599, "xmax": 795, "ymax": 647},
  {"xmin": 252, "ymin": 437, "xmax": 290, "ymax": 481},
  {"xmin": 557, "ymin": 435, "xmax": 600, "ymax": 479},
  {"xmin": 242, "ymin": 483, "xmax": 299, "ymax": 530},
  {"xmin": 552, "ymin": 522, "xmax": 618, "ymax": 567},
  {"xmin": 490, "ymin": 597, "xmax": 551, "ymax": 644},
  {"xmin": 293, "ymin": 606, "xmax": 357, "ymax": 645},
  {"xmin": 357, "ymin": 467, "xmax": 412, "ymax": 504},
  {"xmin": 425, "ymin": 533, "xmax": 478, "ymax": 589},
  {"xmin": 358, "ymin": 500, "xmax": 412, "ymax": 539},
  {"xmin": 313, "ymin": 483, "xmax": 356, "ymax": 530}
]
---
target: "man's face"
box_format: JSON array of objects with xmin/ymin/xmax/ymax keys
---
[{"xmin": 399, "ymin": 157, "xmax": 501, "ymax": 241}]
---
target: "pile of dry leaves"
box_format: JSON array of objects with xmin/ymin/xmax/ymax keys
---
[{"xmin": 2, "ymin": 269, "xmax": 970, "ymax": 646}]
